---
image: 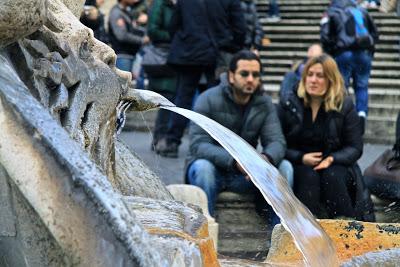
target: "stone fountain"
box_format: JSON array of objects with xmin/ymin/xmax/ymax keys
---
[
  {"xmin": 0, "ymin": 0, "xmax": 216, "ymax": 266},
  {"xmin": 1, "ymin": 0, "xmax": 400, "ymax": 266}
]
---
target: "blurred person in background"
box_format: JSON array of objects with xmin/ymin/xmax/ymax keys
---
[
  {"xmin": 266, "ymin": 0, "xmax": 280, "ymax": 22},
  {"xmin": 320, "ymin": 0, "xmax": 378, "ymax": 134},
  {"xmin": 109, "ymin": 0, "xmax": 150, "ymax": 75},
  {"xmin": 80, "ymin": 0, "xmax": 109, "ymax": 44},
  {"xmin": 146, "ymin": 0, "xmax": 177, "ymax": 150},
  {"xmin": 155, "ymin": 0, "xmax": 246, "ymax": 158},
  {"xmin": 240, "ymin": 0, "xmax": 265, "ymax": 57}
]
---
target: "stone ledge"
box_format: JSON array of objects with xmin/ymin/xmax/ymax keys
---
[{"xmin": 267, "ymin": 219, "xmax": 400, "ymax": 264}]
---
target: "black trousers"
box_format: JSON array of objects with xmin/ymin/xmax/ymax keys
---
[
  {"xmin": 152, "ymin": 91, "xmax": 175, "ymax": 145},
  {"xmin": 166, "ymin": 65, "xmax": 216, "ymax": 145},
  {"xmin": 293, "ymin": 164, "xmax": 356, "ymax": 218}
]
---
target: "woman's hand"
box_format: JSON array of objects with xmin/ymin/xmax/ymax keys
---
[
  {"xmin": 313, "ymin": 156, "xmax": 334, "ymax": 171},
  {"xmin": 302, "ymin": 152, "xmax": 323, "ymax": 167}
]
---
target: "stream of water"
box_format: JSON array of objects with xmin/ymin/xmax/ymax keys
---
[{"xmin": 129, "ymin": 89, "xmax": 339, "ymax": 266}]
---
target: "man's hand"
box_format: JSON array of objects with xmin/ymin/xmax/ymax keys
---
[
  {"xmin": 260, "ymin": 153, "xmax": 269, "ymax": 162},
  {"xmin": 142, "ymin": 35, "xmax": 150, "ymax": 44},
  {"xmin": 313, "ymin": 156, "xmax": 334, "ymax": 171},
  {"xmin": 236, "ymin": 153, "xmax": 270, "ymax": 181},
  {"xmin": 302, "ymin": 152, "xmax": 323, "ymax": 167},
  {"xmin": 235, "ymin": 161, "xmax": 250, "ymax": 180}
]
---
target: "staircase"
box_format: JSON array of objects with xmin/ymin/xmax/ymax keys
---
[
  {"xmin": 215, "ymin": 192, "xmax": 272, "ymax": 260},
  {"xmin": 256, "ymin": 0, "xmax": 400, "ymax": 144}
]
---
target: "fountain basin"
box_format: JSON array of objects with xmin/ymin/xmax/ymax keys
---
[{"xmin": 267, "ymin": 219, "xmax": 400, "ymax": 264}]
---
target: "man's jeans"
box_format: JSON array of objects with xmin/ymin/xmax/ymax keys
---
[
  {"xmin": 116, "ymin": 54, "xmax": 135, "ymax": 73},
  {"xmin": 187, "ymin": 159, "xmax": 293, "ymax": 218},
  {"xmin": 335, "ymin": 50, "xmax": 372, "ymax": 115}
]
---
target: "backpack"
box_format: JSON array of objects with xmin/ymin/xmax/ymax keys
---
[{"xmin": 344, "ymin": 6, "xmax": 374, "ymax": 48}]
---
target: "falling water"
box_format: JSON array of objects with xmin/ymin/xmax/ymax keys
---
[{"xmin": 129, "ymin": 90, "xmax": 339, "ymax": 266}]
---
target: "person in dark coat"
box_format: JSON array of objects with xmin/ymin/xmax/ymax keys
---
[
  {"xmin": 80, "ymin": 0, "xmax": 109, "ymax": 44},
  {"xmin": 155, "ymin": 0, "xmax": 247, "ymax": 158},
  {"xmin": 146, "ymin": 0, "xmax": 177, "ymax": 149},
  {"xmin": 277, "ymin": 54, "xmax": 372, "ymax": 219},
  {"xmin": 108, "ymin": 0, "xmax": 150, "ymax": 73},
  {"xmin": 186, "ymin": 50, "xmax": 292, "ymax": 220},
  {"xmin": 320, "ymin": 0, "xmax": 379, "ymax": 134},
  {"xmin": 240, "ymin": 0, "xmax": 265, "ymax": 56}
]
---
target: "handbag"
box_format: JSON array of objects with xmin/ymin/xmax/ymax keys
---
[
  {"xmin": 364, "ymin": 112, "xmax": 400, "ymax": 198},
  {"xmin": 142, "ymin": 44, "xmax": 175, "ymax": 77}
]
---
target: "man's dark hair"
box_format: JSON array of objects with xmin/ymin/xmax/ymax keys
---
[{"xmin": 229, "ymin": 50, "xmax": 262, "ymax": 73}]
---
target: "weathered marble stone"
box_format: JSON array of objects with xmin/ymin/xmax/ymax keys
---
[
  {"xmin": 0, "ymin": 0, "xmax": 219, "ymax": 266},
  {"xmin": 341, "ymin": 248, "xmax": 400, "ymax": 266},
  {"xmin": 0, "ymin": 165, "xmax": 16, "ymax": 237},
  {"xmin": 0, "ymin": 174, "xmax": 69, "ymax": 267},
  {"xmin": 267, "ymin": 219, "xmax": 400, "ymax": 265},
  {"xmin": 124, "ymin": 196, "xmax": 219, "ymax": 266},
  {"xmin": 115, "ymin": 140, "xmax": 173, "ymax": 200},
  {"xmin": 0, "ymin": 0, "xmax": 47, "ymax": 48},
  {"xmin": 60, "ymin": 0, "xmax": 85, "ymax": 17},
  {"xmin": 167, "ymin": 184, "xmax": 219, "ymax": 250}
]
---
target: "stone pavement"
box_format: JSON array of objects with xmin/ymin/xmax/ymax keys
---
[{"xmin": 120, "ymin": 130, "xmax": 390, "ymax": 186}]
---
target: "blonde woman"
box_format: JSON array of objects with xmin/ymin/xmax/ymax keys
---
[{"xmin": 278, "ymin": 54, "xmax": 373, "ymax": 220}]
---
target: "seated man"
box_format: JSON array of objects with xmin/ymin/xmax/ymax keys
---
[{"xmin": 186, "ymin": 50, "xmax": 293, "ymax": 223}]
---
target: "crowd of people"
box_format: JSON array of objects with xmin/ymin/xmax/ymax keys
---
[{"xmin": 80, "ymin": 0, "xmax": 390, "ymax": 224}]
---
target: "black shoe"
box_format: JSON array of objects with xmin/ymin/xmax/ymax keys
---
[{"xmin": 155, "ymin": 139, "xmax": 178, "ymax": 158}]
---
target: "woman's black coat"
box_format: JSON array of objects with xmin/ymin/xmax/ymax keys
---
[
  {"xmin": 277, "ymin": 89, "xmax": 363, "ymax": 165},
  {"xmin": 277, "ymin": 88, "xmax": 375, "ymax": 221}
]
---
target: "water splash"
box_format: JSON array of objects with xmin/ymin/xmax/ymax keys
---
[{"xmin": 130, "ymin": 89, "xmax": 339, "ymax": 266}]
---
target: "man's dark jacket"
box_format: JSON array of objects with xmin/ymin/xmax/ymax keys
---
[
  {"xmin": 278, "ymin": 94, "xmax": 362, "ymax": 165},
  {"xmin": 277, "ymin": 87, "xmax": 375, "ymax": 221},
  {"xmin": 187, "ymin": 76, "xmax": 286, "ymax": 172},
  {"xmin": 320, "ymin": 0, "xmax": 379, "ymax": 56},
  {"xmin": 167, "ymin": 0, "xmax": 246, "ymax": 66},
  {"xmin": 108, "ymin": 4, "xmax": 145, "ymax": 55}
]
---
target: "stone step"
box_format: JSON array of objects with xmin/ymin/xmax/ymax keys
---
[
  {"xmin": 365, "ymin": 116, "xmax": 397, "ymax": 144},
  {"xmin": 267, "ymin": 60, "xmax": 400, "ymax": 71},
  {"xmin": 260, "ymin": 51, "xmax": 400, "ymax": 62},
  {"xmin": 215, "ymin": 192, "xmax": 272, "ymax": 260},
  {"xmin": 218, "ymin": 232, "xmax": 270, "ymax": 260},
  {"xmin": 258, "ymin": 11, "xmax": 398, "ymax": 20},
  {"xmin": 261, "ymin": 34, "xmax": 400, "ymax": 44},
  {"xmin": 263, "ymin": 25, "xmax": 400, "ymax": 35},
  {"xmin": 373, "ymin": 61, "xmax": 400, "ymax": 69},
  {"xmin": 263, "ymin": 75, "xmax": 400, "ymax": 87},
  {"xmin": 259, "ymin": 18, "xmax": 400, "ymax": 27},
  {"xmin": 257, "ymin": 0, "xmax": 329, "ymax": 6},
  {"xmin": 263, "ymin": 42, "xmax": 399, "ymax": 53},
  {"xmin": 258, "ymin": 5, "xmax": 397, "ymax": 17},
  {"xmin": 263, "ymin": 67, "xmax": 400, "ymax": 79},
  {"xmin": 367, "ymin": 103, "xmax": 400, "ymax": 117}
]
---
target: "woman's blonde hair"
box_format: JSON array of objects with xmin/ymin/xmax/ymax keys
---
[{"xmin": 297, "ymin": 54, "xmax": 345, "ymax": 112}]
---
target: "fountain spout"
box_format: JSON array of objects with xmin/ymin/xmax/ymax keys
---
[{"xmin": 122, "ymin": 88, "xmax": 175, "ymax": 112}]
